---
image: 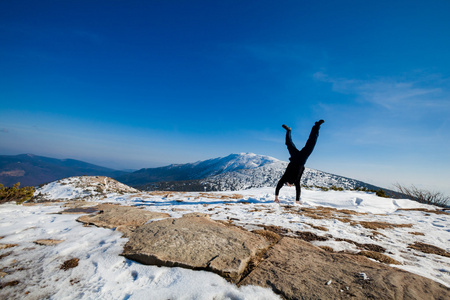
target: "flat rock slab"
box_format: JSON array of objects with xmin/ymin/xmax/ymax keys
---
[
  {"xmin": 122, "ymin": 216, "xmax": 271, "ymax": 283},
  {"xmin": 239, "ymin": 237, "xmax": 450, "ymax": 300},
  {"xmin": 77, "ymin": 204, "xmax": 170, "ymax": 236}
]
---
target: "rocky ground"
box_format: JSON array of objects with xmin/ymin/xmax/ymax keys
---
[{"xmin": 1, "ymin": 176, "xmax": 449, "ymax": 299}]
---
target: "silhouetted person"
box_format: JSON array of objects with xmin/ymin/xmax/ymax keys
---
[{"xmin": 275, "ymin": 120, "xmax": 324, "ymax": 203}]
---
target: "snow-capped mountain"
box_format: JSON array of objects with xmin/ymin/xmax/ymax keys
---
[
  {"xmin": 115, "ymin": 153, "xmax": 280, "ymax": 186},
  {"xmin": 127, "ymin": 153, "xmax": 382, "ymax": 192}
]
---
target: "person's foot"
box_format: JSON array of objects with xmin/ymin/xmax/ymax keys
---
[
  {"xmin": 274, "ymin": 196, "xmax": 280, "ymax": 203},
  {"xmin": 295, "ymin": 200, "xmax": 302, "ymax": 205},
  {"xmin": 282, "ymin": 124, "xmax": 291, "ymax": 131},
  {"xmin": 315, "ymin": 120, "xmax": 324, "ymax": 126}
]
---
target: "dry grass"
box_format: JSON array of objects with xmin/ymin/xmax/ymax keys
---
[
  {"xmin": 359, "ymin": 251, "xmax": 401, "ymax": 265},
  {"xmin": 397, "ymin": 208, "xmax": 449, "ymax": 215},
  {"xmin": 0, "ymin": 251, "xmax": 13, "ymax": 260},
  {"xmin": 338, "ymin": 217, "xmax": 353, "ymax": 224},
  {"xmin": 148, "ymin": 191, "xmax": 174, "ymax": 197},
  {"xmin": 319, "ymin": 246, "xmax": 334, "ymax": 252},
  {"xmin": 295, "ymin": 231, "xmax": 329, "ymax": 242},
  {"xmin": 408, "ymin": 242, "xmax": 450, "ymax": 258},
  {"xmin": 0, "ymin": 244, "xmax": 18, "ymax": 250},
  {"xmin": 304, "ymin": 223, "xmax": 329, "ymax": 231},
  {"xmin": 219, "ymin": 194, "xmax": 243, "ymax": 200},
  {"xmin": 1, "ymin": 280, "xmax": 20, "ymax": 288},
  {"xmin": 335, "ymin": 238, "xmax": 385, "ymax": 253},
  {"xmin": 34, "ymin": 239, "xmax": 64, "ymax": 246},
  {"xmin": 216, "ymin": 219, "xmax": 235, "ymax": 227},
  {"xmin": 351, "ymin": 221, "xmax": 413, "ymax": 230},
  {"xmin": 409, "ymin": 232, "xmax": 425, "ymax": 236},
  {"xmin": 284, "ymin": 206, "xmax": 366, "ymax": 222},
  {"xmin": 263, "ymin": 225, "xmax": 293, "ymax": 236},
  {"xmin": 252, "ymin": 230, "xmax": 282, "ymax": 244},
  {"xmin": 60, "ymin": 258, "xmax": 79, "ymax": 271}
]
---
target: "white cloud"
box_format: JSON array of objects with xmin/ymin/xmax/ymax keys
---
[{"xmin": 313, "ymin": 72, "xmax": 449, "ymax": 111}]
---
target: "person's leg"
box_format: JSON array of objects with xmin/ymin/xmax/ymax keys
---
[
  {"xmin": 294, "ymin": 166, "xmax": 305, "ymax": 203},
  {"xmin": 299, "ymin": 121, "xmax": 323, "ymax": 161},
  {"xmin": 294, "ymin": 181, "xmax": 301, "ymax": 203},
  {"xmin": 285, "ymin": 128, "xmax": 299, "ymax": 158},
  {"xmin": 274, "ymin": 176, "xmax": 286, "ymax": 203}
]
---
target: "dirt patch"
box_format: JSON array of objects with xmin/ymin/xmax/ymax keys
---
[
  {"xmin": 60, "ymin": 258, "xmax": 79, "ymax": 271},
  {"xmin": 408, "ymin": 242, "xmax": 450, "ymax": 258},
  {"xmin": 359, "ymin": 251, "xmax": 401, "ymax": 265}
]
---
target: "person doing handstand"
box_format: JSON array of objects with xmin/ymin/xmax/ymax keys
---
[{"xmin": 275, "ymin": 120, "xmax": 324, "ymax": 204}]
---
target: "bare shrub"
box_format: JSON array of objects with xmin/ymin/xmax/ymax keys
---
[
  {"xmin": 0, "ymin": 182, "xmax": 35, "ymax": 205},
  {"xmin": 394, "ymin": 183, "xmax": 449, "ymax": 208}
]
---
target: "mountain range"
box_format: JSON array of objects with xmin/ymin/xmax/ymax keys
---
[
  {"xmin": 115, "ymin": 153, "xmax": 382, "ymax": 192},
  {"xmin": 1, "ymin": 153, "xmax": 384, "ymax": 193},
  {"xmin": 0, "ymin": 154, "xmax": 126, "ymax": 187}
]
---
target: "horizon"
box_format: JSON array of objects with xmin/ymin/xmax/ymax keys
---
[{"xmin": 1, "ymin": 1, "xmax": 449, "ymax": 195}]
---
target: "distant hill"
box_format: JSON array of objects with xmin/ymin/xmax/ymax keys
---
[
  {"xmin": 0, "ymin": 154, "xmax": 127, "ymax": 187},
  {"xmin": 115, "ymin": 153, "xmax": 385, "ymax": 193}
]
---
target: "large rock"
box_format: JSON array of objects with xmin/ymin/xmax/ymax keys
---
[
  {"xmin": 77, "ymin": 204, "xmax": 170, "ymax": 236},
  {"xmin": 239, "ymin": 237, "xmax": 450, "ymax": 299},
  {"xmin": 122, "ymin": 215, "xmax": 272, "ymax": 283}
]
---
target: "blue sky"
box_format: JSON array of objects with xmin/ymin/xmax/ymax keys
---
[{"xmin": 1, "ymin": 1, "xmax": 449, "ymax": 194}]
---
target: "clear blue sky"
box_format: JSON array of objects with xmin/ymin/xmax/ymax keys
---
[{"xmin": 1, "ymin": 1, "xmax": 449, "ymax": 194}]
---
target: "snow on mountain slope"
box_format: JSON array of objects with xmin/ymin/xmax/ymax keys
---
[
  {"xmin": 179, "ymin": 153, "xmax": 280, "ymax": 178},
  {"xmin": 135, "ymin": 153, "xmax": 381, "ymax": 192},
  {"xmin": 33, "ymin": 176, "xmax": 138, "ymax": 202},
  {"xmin": 186, "ymin": 153, "xmax": 379, "ymax": 192}
]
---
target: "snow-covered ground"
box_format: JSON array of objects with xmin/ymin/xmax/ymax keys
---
[{"xmin": 1, "ymin": 179, "xmax": 449, "ymax": 299}]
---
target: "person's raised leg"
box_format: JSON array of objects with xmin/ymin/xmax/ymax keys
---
[
  {"xmin": 299, "ymin": 120, "xmax": 324, "ymax": 159},
  {"xmin": 282, "ymin": 124, "xmax": 298, "ymax": 157}
]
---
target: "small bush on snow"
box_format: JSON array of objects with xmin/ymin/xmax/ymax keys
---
[{"xmin": 0, "ymin": 182, "xmax": 35, "ymax": 205}]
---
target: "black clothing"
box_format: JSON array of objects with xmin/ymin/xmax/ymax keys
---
[{"xmin": 275, "ymin": 123, "xmax": 321, "ymax": 201}]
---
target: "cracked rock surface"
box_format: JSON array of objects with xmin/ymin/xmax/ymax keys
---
[
  {"xmin": 240, "ymin": 237, "xmax": 450, "ymax": 300},
  {"xmin": 122, "ymin": 215, "xmax": 271, "ymax": 283}
]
